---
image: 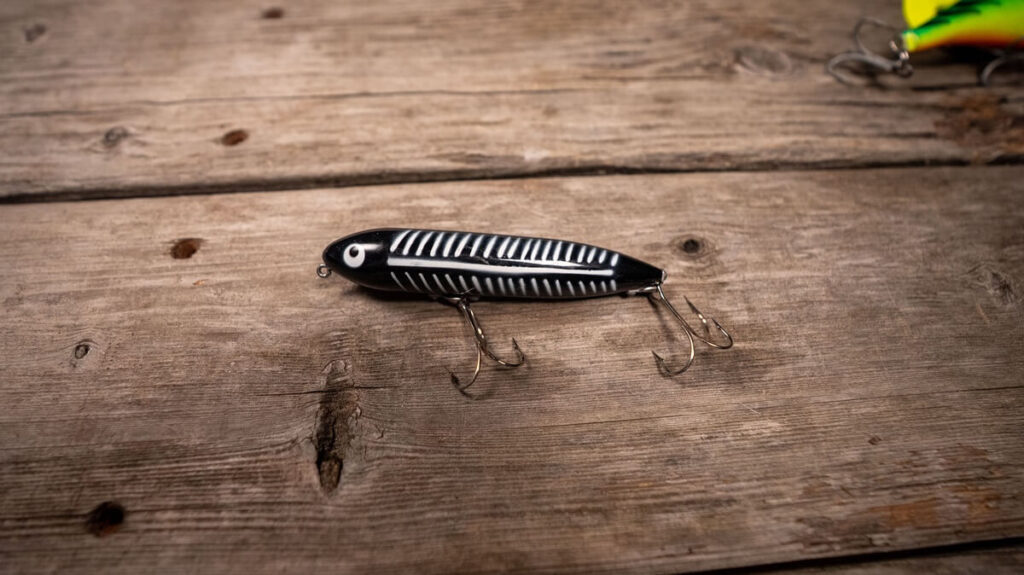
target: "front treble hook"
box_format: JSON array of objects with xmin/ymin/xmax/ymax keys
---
[
  {"xmin": 641, "ymin": 284, "xmax": 733, "ymax": 376},
  {"xmin": 445, "ymin": 297, "xmax": 525, "ymax": 396},
  {"xmin": 827, "ymin": 18, "xmax": 912, "ymax": 85}
]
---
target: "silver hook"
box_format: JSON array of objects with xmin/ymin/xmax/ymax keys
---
[
  {"xmin": 980, "ymin": 36, "xmax": 1024, "ymax": 86},
  {"xmin": 827, "ymin": 18, "xmax": 913, "ymax": 85},
  {"xmin": 446, "ymin": 297, "xmax": 525, "ymax": 396},
  {"xmin": 641, "ymin": 284, "xmax": 733, "ymax": 376},
  {"xmin": 316, "ymin": 264, "xmax": 332, "ymax": 278}
]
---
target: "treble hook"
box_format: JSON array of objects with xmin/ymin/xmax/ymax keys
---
[
  {"xmin": 827, "ymin": 18, "xmax": 912, "ymax": 85},
  {"xmin": 980, "ymin": 37, "xmax": 1024, "ymax": 86},
  {"xmin": 445, "ymin": 297, "xmax": 525, "ymax": 396},
  {"xmin": 641, "ymin": 284, "xmax": 733, "ymax": 376}
]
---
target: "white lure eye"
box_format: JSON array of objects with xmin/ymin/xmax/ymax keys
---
[{"xmin": 343, "ymin": 244, "xmax": 366, "ymax": 268}]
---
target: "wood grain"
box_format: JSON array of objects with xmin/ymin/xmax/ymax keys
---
[
  {"xmin": 1, "ymin": 167, "xmax": 1022, "ymax": 573},
  {"xmin": 2, "ymin": 0, "xmax": 1023, "ymax": 200}
]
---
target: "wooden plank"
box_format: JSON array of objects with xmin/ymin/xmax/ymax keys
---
[
  {"xmin": 2, "ymin": 0, "xmax": 1022, "ymax": 200},
  {"xmin": 1, "ymin": 167, "xmax": 1021, "ymax": 573}
]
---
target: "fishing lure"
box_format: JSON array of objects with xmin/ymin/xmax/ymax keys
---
[
  {"xmin": 828, "ymin": 0, "xmax": 1024, "ymax": 85},
  {"xmin": 317, "ymin": 228, "xmax": 733, "ymax": 394}
]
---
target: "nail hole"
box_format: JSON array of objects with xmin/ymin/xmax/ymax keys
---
[
  {"xmin": 74, "ymin": 343, "xmax": 90, "ymax": 360},
  {"xmin": 682, "ymin": 238, "xmax": 702, "ymax": 254},
  {"xmin": 171, "ymin": 238, "xmax": 203, "ymax": 259},
  {"xmin": 261, "ymin": 7, "xmax": 284, "ymax": 19},
  {"xmin": 220, "ymin": 129, "xmax": 249, "ymax": 146},
  {"xmin": 24, "ymin": 23, "xmax": 46, "ymax": 43},
  {"xmin": 103, "ymin": 127, "xmax": 129, "ymax": 148},
  {"xmin": 86, "ymin": 501, "xmax": 125, "ymax": 537},
  {"xmin": 869, "ymin": 435, "xmax": 882, "ymax": 445}
]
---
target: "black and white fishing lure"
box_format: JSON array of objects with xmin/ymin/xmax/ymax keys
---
[{"xmin": 318, "ymin": 228, "xmax": 733, "ymax": 394}]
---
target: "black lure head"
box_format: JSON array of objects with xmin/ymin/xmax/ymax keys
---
[{"xmin": 322, "ymin": 229, "xmax": 395, "ymax": 291}]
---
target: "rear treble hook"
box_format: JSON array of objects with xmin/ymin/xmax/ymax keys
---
[
  {"xmin": 980, "ymin": 37, "xmax": 1024, "ymax": 86},
  {"xmin": 827, "ymin": 18, "xmax": 912, "ymax": 85},
  {"xmin": 640, "ymin": 284, "xmax": 733, "ymax": 376},
  {"xmin": 445, "ymin": 297, "xmax": 525, "ymax": 396}
]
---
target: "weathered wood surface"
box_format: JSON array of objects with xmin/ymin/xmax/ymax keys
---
[
  {"xmin": 2, "ymin": 0, "xmax": 1023, "ymax": 200},
  {"xmin": 1, "ymin": 167, "xmax": 1021, "ymax": 573}
]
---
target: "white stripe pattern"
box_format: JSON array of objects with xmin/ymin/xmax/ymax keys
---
[
  {"xmin": 496, "ymin": 237, "xmax": 511, "ymax": 258},
  {"xmin": 507, "ymin": 238, "xmax": 521, "ymax": 259},
  {"xmin": 454, "ymin": 234, "xmax": 471, "ymax": 257},
  {"xmin": 483, "ymin": 236, "xmax": 498, "ymax": 258},
  {"xmin": 442, "ymin": 233, "xmax": 458, "ymax": 257},
  {"xmin": 390, "ymin": 230, "xmax": 410, "ymax": 252},
  {"xmin": 402, "ymin": 231, "xmax": 421, "ymax": 255},
  {"xmin": 389, "ymin": 257, "xmax": 613, "ymax": 277},
  {"xmin": 430, "ymin": 233, "xmax": 444, "ymax": 257},
  {"xmin": 391, "ymin": 271, "xmax": 405, "ymax": 290},
  {"xmin": 383, "ymin": 231, "xmax": 640, "ymax": 298},
  {"xmin": 415, "ymin": 232, "xmax": 434, "ymax": 256}
]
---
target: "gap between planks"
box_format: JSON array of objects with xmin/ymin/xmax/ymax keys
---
[{"xmin": 3, "ymin": 156, "xmax": 1022, "ymax": 205}]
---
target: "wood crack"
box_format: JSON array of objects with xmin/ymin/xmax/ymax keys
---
[{"xmin": 312, "ymin": 360, "xmax": 360, "ymax": 494}]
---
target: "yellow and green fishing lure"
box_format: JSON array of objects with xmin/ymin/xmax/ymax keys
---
[
  {"xmin": 904, "ymin": 0, "xmax": 1024, "ymax": 51},
  {"xmin": 829, "ymin": 0, "xmax": 1024, "ymax": 84}
]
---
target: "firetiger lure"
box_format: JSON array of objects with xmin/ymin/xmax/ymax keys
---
[
  {"xmin": 828, "ymin": 0, "xmax": 1024, "ymax": 85},
  {"xmin": 318, "ymin": 228, "xmax": 733, "ymax": 395}
]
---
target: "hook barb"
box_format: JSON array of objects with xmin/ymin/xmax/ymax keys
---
[
  {"xmin": 643, "ymin": 284, "xmax": 733, "ymax": 376},
  {"xmin": 446, "ymin": 297, "xmax": 525, "ymax": 396}
]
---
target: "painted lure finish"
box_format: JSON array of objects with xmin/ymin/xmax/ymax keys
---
[
  {"xmin": 322, "ymin": 228, "xmax": 666, "ymax": 300},
  {"xmin": 902, "ymin": 0, "xmax": 1024, "ymax": 52}
]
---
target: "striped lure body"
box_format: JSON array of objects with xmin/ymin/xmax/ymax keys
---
[{"xmin": 322, "ymin": 228, "xmax": 665, "ymax": 300}]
